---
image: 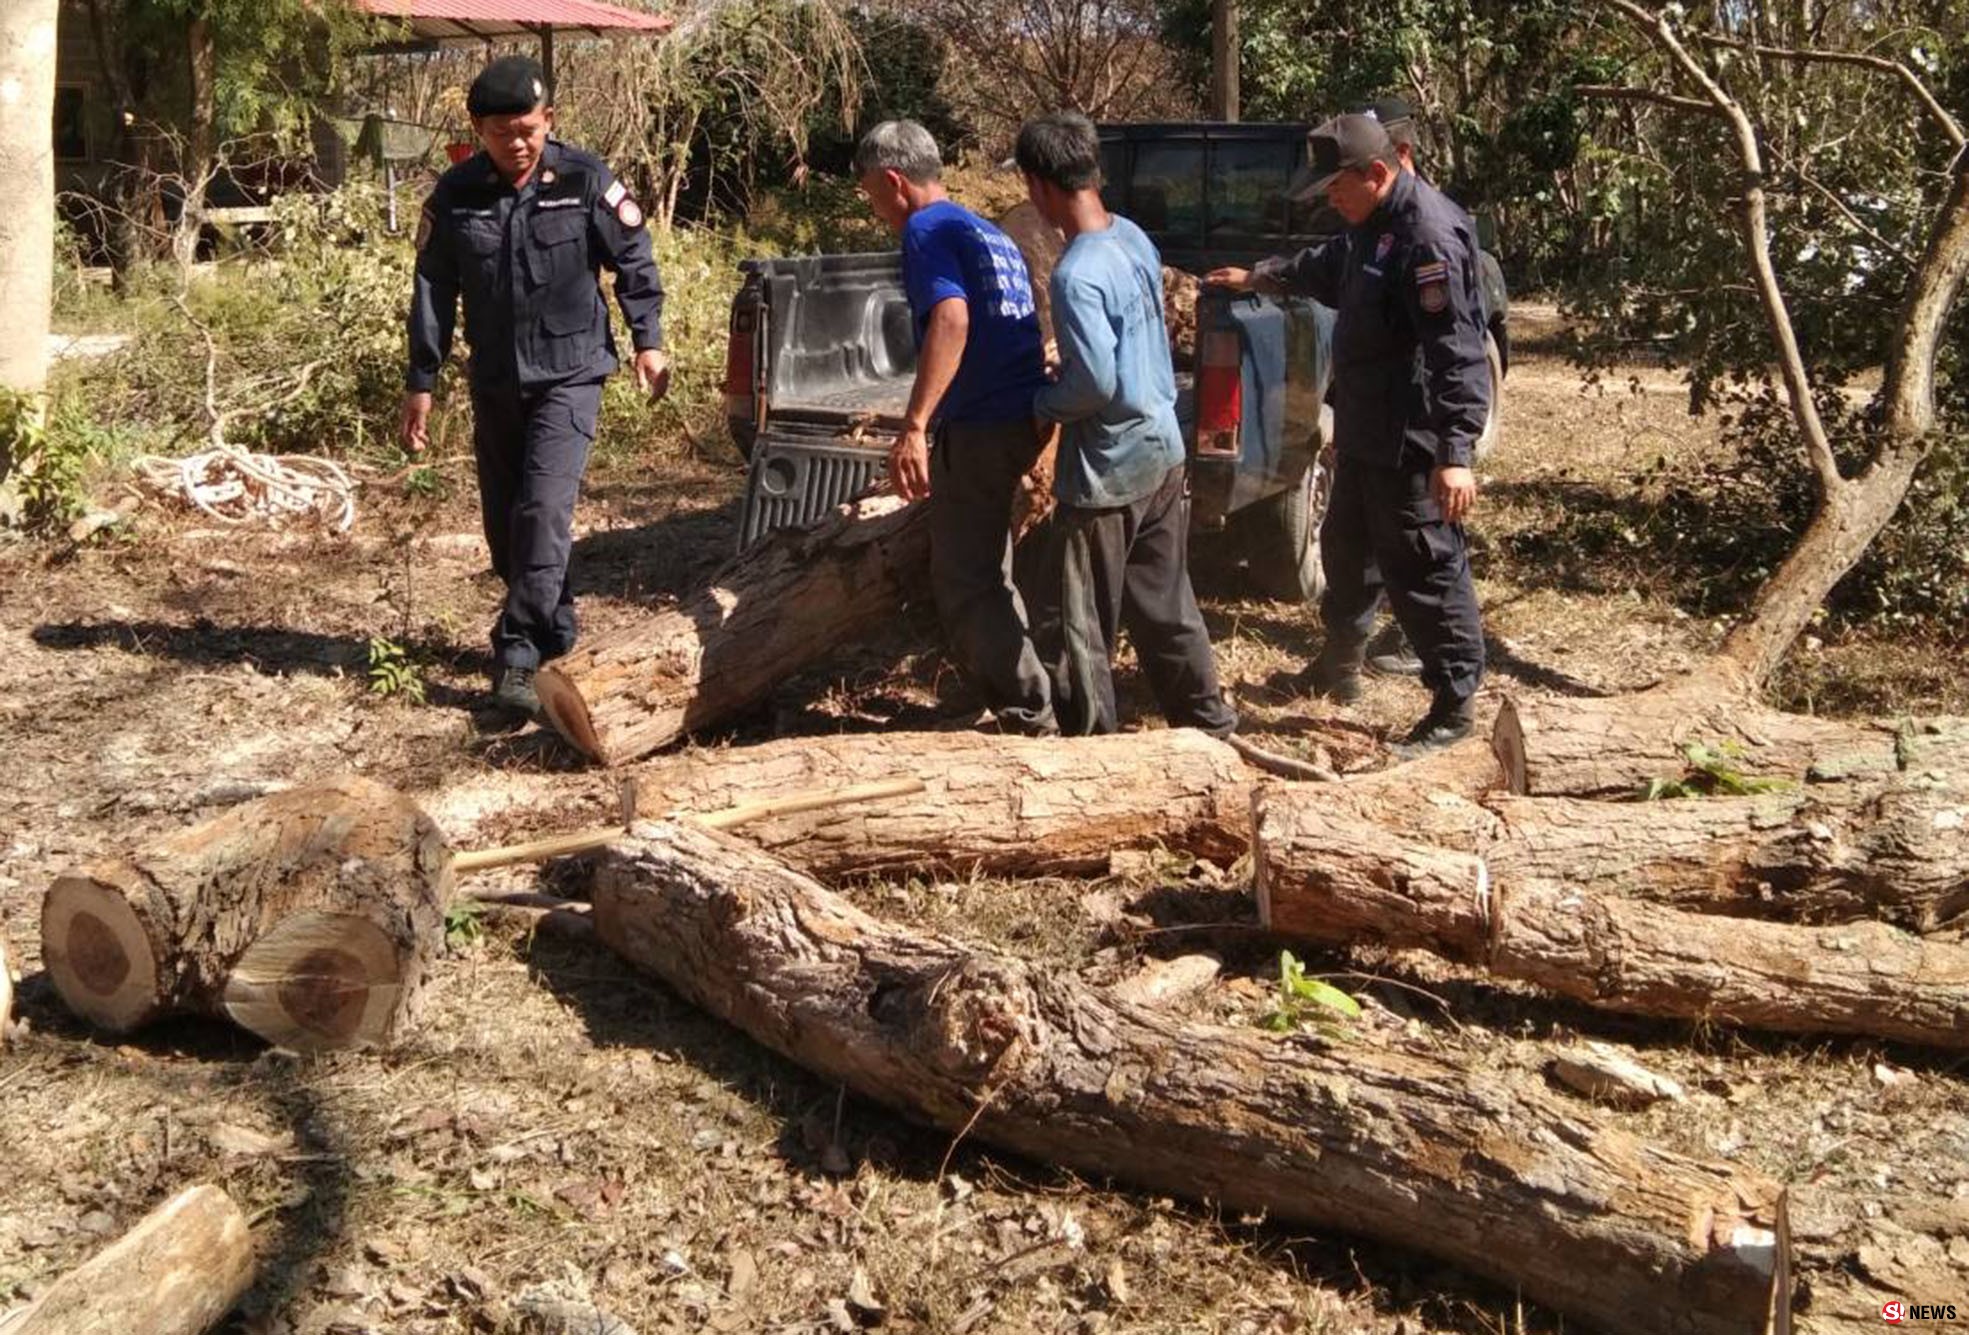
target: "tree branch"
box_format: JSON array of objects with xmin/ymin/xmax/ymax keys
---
[
  {"xmin": 1600, "ymin": 0, "xmax": 1844, "ymax": 498},
  {"xmin": 1694, "ymin": 33, "xmax": 1965, "ymax": 149},
  {"xmin": 1573, "ymin": 84, "xmax": 1718, "ymax": 116}
]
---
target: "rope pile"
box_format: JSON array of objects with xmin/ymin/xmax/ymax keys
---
[{"xmin": 134, "ymin": 444, "xmax": 358, "ymax": 532}]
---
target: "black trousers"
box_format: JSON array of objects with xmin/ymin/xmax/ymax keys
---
[
  {"xmin": 1027, "ymin": 463, "xmax": 1238, "ymax": 737},
  {"xmin": 470, "ymin": 377, "xmax": 604, "ymax": 671},
  {"xmin": 1319, "ymin": 453, "xmax": 1484, "ymax": 702},
  {"xmin": 928, "ymin": 419, "xmax": 1057, "ymax": 735}
]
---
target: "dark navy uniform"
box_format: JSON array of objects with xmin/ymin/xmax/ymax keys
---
[
  {"xmin": 408, "ymin": 137, "xmax": 665, "ymax": 673},
  {"xmin": 1254, "ymin": 166, "xmax": 1488, "ymax": 710}
]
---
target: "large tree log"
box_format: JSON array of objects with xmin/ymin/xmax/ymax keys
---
[
  {"xmin": 588, "ymin": 820, "xmax": 1792, "ymax": 1335},
  {"xmin": 636, "ymin": 729, "xmax": 1252, "ymax": 879},
  {"xmin": 1254, "ymin": 789, "xmax": 1969, "ymax": 1048},
  {"xmin": 536, "ymin": 494, "xmax": 932, "ymax": 766},
  {"xmin": 40, "ymin": 776, "xmax": 451, "ymax": 1050},
  {"xmin": 0, "ymin": 1184, "xmax": 253, "ymax": 1335},
  {"xmin": 1492, "ymin": 683, "xmax": 1905, "ymax": 799}
]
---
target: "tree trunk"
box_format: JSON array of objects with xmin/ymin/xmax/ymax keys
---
[
  {"xmin": 1491, "ymin": 682, "xmax": 1903, "ymax": 799},
  {"xmin": 40, "ymin": 776, "xmax": 452, "ymax": 1050},
  {"xmin": 1253, "ymin": 790, "xmax": 1969, "ymax": 1049},
  {"xmin": 0, "ymin": 0, "xmax": 58, "ymax": 394},
  {"xmin": 0, "ymin": 1184, "xmax": 253, "ymax": 1335},
  {"xmin": 588, "ymin": 821, "xmax": 1793, "ymax": 1335},
  {"xmin": 537, "ymin": 494, "xmax": 932, "ymax": 766},
  {"xmin": 173, "ymin": 17, "xmax": 218, "ymax": 273},
  {"xmin": 631, "ymin": 729, "xmax": 1252, "ymax": 879}
]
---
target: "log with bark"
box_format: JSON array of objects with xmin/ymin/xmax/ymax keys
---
[
  {"xmin": 535, "ymin": 493, "xmax": 932, "ymax": 766},
  {"xmin": 1253, "ymin": 788, "xmax": 1969, "ymax": 1048},
  {"xmin": 587, "ymin": 819, "xmax": 1794, "ymax": 1335},
  {"xmin": 0, "ymin": 1183, "xmax": 253, "ymax": 1335},
  {"xmin": 633, "ymin": 729, "xmax": 1253, "ymax": 880},
  {"xmin": 40, "ymin": 775, "xmax": 451, "ymax": 1050}
]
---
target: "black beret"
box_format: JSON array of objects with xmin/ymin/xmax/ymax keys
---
[{"xmin": 468, "ymin": 55, "xmax": 548, "ymax": 117}]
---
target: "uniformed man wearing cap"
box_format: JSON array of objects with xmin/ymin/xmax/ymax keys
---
[
  {"xmin": 401, "ymin": 54, "xmax": 669, "ymax": 722},
  {"xmin": 1208, "ymin": 114, "xmax": 1489, "ymax": 756}
]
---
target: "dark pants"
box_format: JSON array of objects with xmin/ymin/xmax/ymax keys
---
[
  {"xmin": 1319, "ymin": 454, "xmax": 1484, "ymax": 703},
  {"xmin": 928, "ymin": 419, "xmax": 1057, "ymax": 735},
  {"xmin": 470, "ymin": 377, "xmax": 603, "ymax": 671},
  {"xmin": 1028, "ymin": 463, "xmax": 1238, "ymax": 737}
]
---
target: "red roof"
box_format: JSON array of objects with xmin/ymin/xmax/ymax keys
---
[{"xmin": 354, "ymin": 0, "xmax": 672, "ymax": 40}]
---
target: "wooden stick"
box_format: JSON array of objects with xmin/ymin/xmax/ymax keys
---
[
  {"xmin": 450, "ymin": 777, "xmax": 928, "ymax": 873},
  {"xmin": 0, "ymin": 920, "xmax": 15, "ymax": 1045}
]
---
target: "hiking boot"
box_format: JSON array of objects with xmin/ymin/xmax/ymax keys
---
[
  {"xmin": 1365, "ymin": 621, "xmax": 1423, "ymax": 677},
  {"xmin": 1303, "ymin": 653, "xmax": 1363, "ymax": 704},
  {"xmin": 490, "ymin": 665, "xmax": 541, "ymax": 720},
  {"xmin": 1390, "ymin": 695, "xmax": 1476, "ymax": 760}
]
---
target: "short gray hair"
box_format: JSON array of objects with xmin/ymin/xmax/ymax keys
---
[{"xmin": 854, "ymin": 120, "xmax": 942, "ymax": 184}]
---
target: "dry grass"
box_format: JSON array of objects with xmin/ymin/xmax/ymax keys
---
[{"xmin": 1, "ymin": 322, "xmax": 1966, "ymax": 1334}]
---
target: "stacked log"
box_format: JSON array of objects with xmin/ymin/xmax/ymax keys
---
[{"xmin": 40, "ymin": 776, "xmax": 450, "ymax": 1051}]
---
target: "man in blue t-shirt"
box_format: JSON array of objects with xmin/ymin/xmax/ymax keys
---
[
  {"xmin": 1016, "ymin": 112, "xmax": 1237, "ymax": 738},
  {"xmin": 855, "ymin": 119, "xmax": 1056, "ymax": 736}
]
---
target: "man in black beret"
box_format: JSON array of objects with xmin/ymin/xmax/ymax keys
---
[
  {"xmin": 401, "ymin": 54, "xmax": 669, "ymax": 722},
  {"xmin": 1208, "ymin": 115, "xmax": 1491, "ymax": 756}
]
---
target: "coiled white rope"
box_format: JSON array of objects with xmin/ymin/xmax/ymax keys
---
[{"xmin": 134, "ymin": 444, "xmax": 357, "ymax": 532}]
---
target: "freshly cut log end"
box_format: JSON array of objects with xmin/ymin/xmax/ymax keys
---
[
  {"xmin": 220, "ymin": 912, "xmax": 407, "ymax": 1051},
  {"xmin": 1492, "ymin": 696, "xmax": 1529, "ymax": 795},
  {"xmin": 6, "ymin": 1183, "xmax": 253, "ymax": 1335},
  {"xmin": 40, "ymin": 776, "xmax": 450, "ymax": 1048},
  {"xmin": 0, "ymin": 919, "xmax": 17, "ymax": 1043},
  {"xmin": 40, "ymin": 870, "xmax": 162, "ymax": 1033},
  {"xmin": 535, "ymin": 670, "xmax": 606, "ymax": 765}
]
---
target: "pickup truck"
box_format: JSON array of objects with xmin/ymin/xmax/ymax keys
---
[{"xmin": 722, "ymin": 121, "xmax": 1507, "ymax": 601}]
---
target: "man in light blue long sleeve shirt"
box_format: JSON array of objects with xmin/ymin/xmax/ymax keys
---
[{"xmin": 1019, "ymin": 111, "xmax": 1236, "ymax": 737}]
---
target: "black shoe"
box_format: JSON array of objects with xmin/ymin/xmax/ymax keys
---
[
  {"xmin": 491, "ymin": 665, "xmax": 541, "ymax": 720},
  {"xmin": 1390, "ymin": 697, "xmax": 1475, "ymax": 760},
  {"xmin": 1365, "ymin": 622, "xmax": 1423, "ymax": 677},
  {"xmin": 1304, "ymin": 656, "xmax": 1363, "ymax": 704}
]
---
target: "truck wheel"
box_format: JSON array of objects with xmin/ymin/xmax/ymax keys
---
[
  {"xmin": 1474, "ymin": 331, "xmax": 1505, "ymax": 463},
  {"xmin": 1239, "ymin": 454, "xmax": 1330, "ymax": 604}
]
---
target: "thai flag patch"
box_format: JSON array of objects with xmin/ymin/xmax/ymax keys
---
[{"xmin": 1415, "ymin": 259, "xmax": 1450, "ymax": 313}]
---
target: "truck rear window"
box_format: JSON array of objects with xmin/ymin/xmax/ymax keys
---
[
  {"xmin": 1208, "ymin": 139, "xmax": 1298, "ymax": 241},
  {"xmin": 1127, "ymin": 142, "xmax": 1206, "ymax": 245}
]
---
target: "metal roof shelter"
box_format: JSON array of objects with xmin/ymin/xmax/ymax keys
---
[{"xmin": 353, "ymin": 0, "xmax": 673, "ymax": 94}]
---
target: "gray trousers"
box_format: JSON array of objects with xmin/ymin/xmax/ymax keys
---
[
  {"xmin": 1026, "ymin": 463, "xmax": 1238, "ymax": 737},
  {"xmin": 928, "ymin": 419, "xmax": 1057, "ymax": 736},
  {"xmin": 470, "ymin": 377, "xmax": 603, "ymax": 671}
]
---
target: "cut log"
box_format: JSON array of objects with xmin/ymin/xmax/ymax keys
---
[
  {"xmin": 1254, "ymin": 789, "xmax": 1969, "ymax": 1049},
  {"xmin": 40, "ymin": 776, "xmax": 451, "ymax": 1050},
  {"xmin": 589, "ymin": 820, "xmax": 1791, "ymax": 1335},
  {"xmin": 633, "ymin": 729, "xmax": 1253, "ymax": 880},
  {"xmin": 536, "ymin": 493, "xmax": 932, "ymax": 766},
  {"xmin": 1492, "ymin": 683, "xmax": 1903, "ymax": 799},
  {"xmin": 0, "ymin": 1183, "xmax": 252, "ymax": 1335}
]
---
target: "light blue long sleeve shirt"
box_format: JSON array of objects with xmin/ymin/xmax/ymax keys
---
[{"xmin": 1032, "ymin": 215, "xmax": 1185, "ymax": 508}]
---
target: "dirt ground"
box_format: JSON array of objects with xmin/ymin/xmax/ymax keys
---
[{"xmin": 2, "ymin": 309, "xmax": 1966, "ymax": 1334}]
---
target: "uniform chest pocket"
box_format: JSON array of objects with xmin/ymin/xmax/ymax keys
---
[
  {"xmin": 526, "ymin": 208, "xmax": 589, "ymax": 288},
  {"xmin": 454, "ymin": 217, "xmax": 503, "ymax": 268}
]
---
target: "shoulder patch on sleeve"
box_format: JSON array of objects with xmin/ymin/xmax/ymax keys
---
[
  {"xmin": 1414, "ymin": 259, "xmax": 1449, "ymax": 313},
  {"xmin": 603, "ymin": 179, "xmax": 627, "ymax": 208}
]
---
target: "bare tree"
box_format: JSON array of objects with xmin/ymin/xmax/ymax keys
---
[{"xmin": 1580, "ymin": 0, "xmax": 1969, "ymax": 687}]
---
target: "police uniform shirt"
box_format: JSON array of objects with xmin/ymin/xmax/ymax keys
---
[
  {"xmin": 407, "ymin": 138, "xmax": 665, "ymax": 393},
  {"xmin": 1253, "ymin": 170, "xmax": 1489, "ymax": 470}
]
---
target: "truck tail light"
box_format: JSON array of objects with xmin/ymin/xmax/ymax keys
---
[
  {"xmin": 1196, "ymin": 327, "xmax": 1241, "ymax": 458},
  {"xmin": 723, "ymin": 306, "xmax": 759, "ymax": 420}
]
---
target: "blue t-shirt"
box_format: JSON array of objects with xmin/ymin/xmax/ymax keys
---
[
  {"xmin": 1033, "ymin": 215, "xmax": 1185, "ymax": 507},
  {"xmin": 900, "ymin": 200, "xmax": 1049, "ymax": 423}
]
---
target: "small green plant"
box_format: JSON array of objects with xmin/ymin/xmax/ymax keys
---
[
  {"xmin": 444, "ymin": 899, "xmax": 485, "ymax": 950},
  {"xmin": 366, "ymin": 635, "xmax": 426, "ymax": 704},
  {"xmin": 402, "ymin": 464, "xmax": 446, "ymax": 500},
  {"xmin": 1641, "ymin": 741, "xmax": 1795, "ymax": 800},
  {"xmin": 1261, "ymin": 951, "xmax": 1362, "ymax": 1034},
  {"xmin": 1, "ymin": 388, "xmax": 90, "ymax": 531}
]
